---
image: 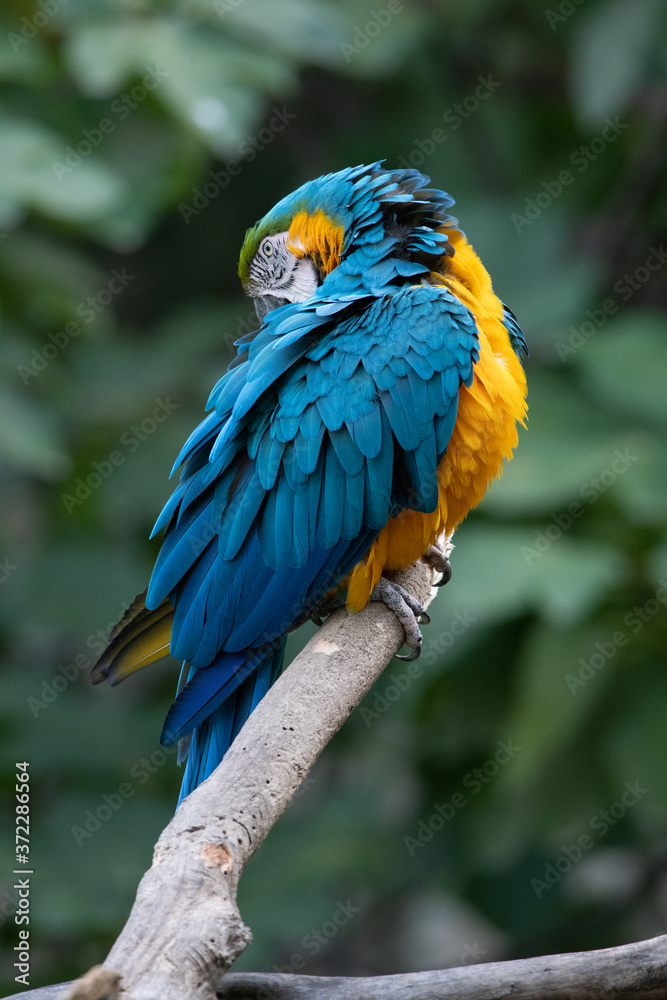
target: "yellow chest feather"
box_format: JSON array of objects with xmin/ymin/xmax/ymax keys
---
[{"xmin": 346, "ymin": 232, "xmax": 527, "ymax": 612}]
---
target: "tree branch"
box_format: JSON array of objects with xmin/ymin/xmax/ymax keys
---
[
  {"xmin": 16, "ymin": 558, "xmax": 661, "ymax": 1000},
  {"xmin": 218, "ymin": 933, "xmax": 667, "ymax": 999},
  {"xmin": 12, "ymin": 934, "xmax": 667, "ymax": 1000},
  {"xmin": 61, "ymin": 562, "xmax": 436, "ymax": 1000}
]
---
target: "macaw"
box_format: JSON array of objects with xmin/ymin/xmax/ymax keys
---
[{"xmin": 92, "ymin": 162, "xmax": 527, "ymax": 805}]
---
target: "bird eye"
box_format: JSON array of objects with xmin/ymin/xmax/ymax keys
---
[{"xmin": 261, "ymin": 239, "xmax": 273, "ymax": 258}]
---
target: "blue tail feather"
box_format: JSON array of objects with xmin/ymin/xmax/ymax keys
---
[{"xmin": 176, "ymin": 638, "xmax": 287, "ymax": 806}]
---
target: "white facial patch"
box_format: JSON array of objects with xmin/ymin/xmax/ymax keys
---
[
  {"xmin": 284, "ymin": 258, "xmax": 318, "ymax": 302},
  {"xmin": 249, "ymin": 230, "xmax": 318, "ymax": 304}
]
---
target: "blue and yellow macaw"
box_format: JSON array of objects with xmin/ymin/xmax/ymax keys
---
[{"xmin": 92, "ymin": 163, "xmax": 527, "ymax": 805}]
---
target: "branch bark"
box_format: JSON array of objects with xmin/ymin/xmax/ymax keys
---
[
  {"xmin": 24, "ymin": 558, "xmax": 663, "ymax": 1000},
  {"xmin": 12, "ymin": 934, "xmax": 667, "ymax": 1000},
  {"xmin": 218, "ymin": 933, "xmax": 667, "ymax": 999},
  {"xmin": 62, "ymin": 562, "xmax": 436, "ymax": 1000}
]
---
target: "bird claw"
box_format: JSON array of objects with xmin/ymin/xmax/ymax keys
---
[
  {"xmin": 423, "ymin": 542, "xmax": 452, "ymax": 587},
  {"xmin": 370, "ymin": 576, "xmax": 429, "ymax": 660},
  {"xmin": 433, "ymin": 566, "xmax": 451, "ymax": 588},
  {"xmin": 396, "ymin": 646, "xmax": 421, "ymax": 662},
  {"xmin": 309, "ymin": 595, "xmax": 344, "ymax": 628}
]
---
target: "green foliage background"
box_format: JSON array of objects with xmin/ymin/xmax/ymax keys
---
[{"xmin": 1, "ymin": 0, "xmax": 666, "ymax": 990}]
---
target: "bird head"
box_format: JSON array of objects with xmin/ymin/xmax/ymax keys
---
[
  {"xmin": 238, "ymin": 179, "xmax": 347, "ymax": 324},
  {"xmin": 238, "ymin": 162, "xmax": 459, "ymax": 323}
]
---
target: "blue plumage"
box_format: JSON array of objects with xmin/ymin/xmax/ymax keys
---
[
  {"xmin": 102, "ymin": 163, "xmax": 501, "ymax": 804},
  {"xmin": 176, "ymin": 639, "xmax": 286, "ymax": 806}
]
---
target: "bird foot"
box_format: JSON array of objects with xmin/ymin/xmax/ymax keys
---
[
  {"xmin": 423, "ymin": 540, "xmax": 453, "ymax": 587},
  {"xmin": 370, "ymin": 576, "xmax": 430, "ymax": 660},
  {"xmin": 310, "ymin": 594, "xmax": 345, "ymax": 627}
]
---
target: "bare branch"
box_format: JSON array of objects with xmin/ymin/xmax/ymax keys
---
[
  {"xmin": 10, "ymin": 557, "xmax": 666, "ymax": 999},
  {"xmin": 216, "ymin": 933, "xmax": 667, "ymax": 999},
  {"xmin": 67, "ymin": 562, "xmax": 435, "ymax": 1000},
  {"xmin": 13, "ymin": 934, "xmax": 667, "ymax": 1000}
]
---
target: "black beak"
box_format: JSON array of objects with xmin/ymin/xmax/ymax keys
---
[{"xmin": 254, "ymin": 294, "xmax": 290, "ymax": 324}]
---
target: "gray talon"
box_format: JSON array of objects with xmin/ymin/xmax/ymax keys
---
[
  {"xmin": 370, "ymin": 576, "xmax": 428, "ymax": 660},
  {"xmin": 423, "ymin": 543, "xmax": 452, "ymax": 587},
  {"xmin": 396, "ymin": 641, "xmax": 422, "ymax": 662},
  {"xmin": 309, "ymin": 594, "xmax": 344, "ymax": 628}
]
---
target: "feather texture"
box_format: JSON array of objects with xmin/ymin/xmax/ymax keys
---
[{"xmin": 91, "ymin": 162, "xmax": 528, "ymax": 806}]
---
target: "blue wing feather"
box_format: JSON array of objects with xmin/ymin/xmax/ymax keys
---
[
  {"xmin": 99, "ymin": 164, "xmax": 499, "ymax": 805},
  {"xmin": 175, "ymin": 638, "xmax": 288, "ymax": 805},
  {"xmin": 148, "ymin": 280, "xmax": 479, "ymax": 803}
]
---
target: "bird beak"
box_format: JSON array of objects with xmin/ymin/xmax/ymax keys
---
[{"xmin": 253, "ymin": 294, "xmax": 289, "ymax": 324}]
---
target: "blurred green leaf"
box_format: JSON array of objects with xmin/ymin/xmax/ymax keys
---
[
  {"xmin": 648, "ymin": 540, "xmax": 667, "ymax": 587},
  {"xmin": 0, "ymin": 231, "xmax": 103, "ymax": 322},
  {"xmin": 66, "ymin": 19, "xmax": 294, "ymax": 153},
  {"xmin": 441, "ymin": 523, "xmax": 627, "ymax": 627},
  {"xmin": 0, "ymin": 390, "xmax": 68, "ymax": 478},
  {"xmin": 336, "ymin": 0, "xmax": 432, "ymax": 77},
  {"xmin": 0, "ymin": 18, "xmax": 51, "ymax": 83},
  {"xmin": 614, "ymin": 435, "xmax": 667, "ymax": 527},
  {"xmin": 64, "ymin": 20, "xmax": 153, "ymax": 97},
  {"xmin": 0, "ymin": 114, "xmax": 126, "ymax": 223},
  {"xmin": 501, "ymin": 621, "xmax": 615, "ymax": 792},
  {"xmin": 576, "ymin": 312, "xmax": 667, "ymax": 427},
  {"xmin": 5, "ymin": 541, "xmax": 146, "ymax": 633},
  {"xmin": 197, "ymin": 0, "xmax": 351, "ymax": 66},
  {"xmin": 467, "ymin": 209, "xmax": 601, "ymax": 346},
  {"xmin": 570, "ymin": 0, "xmax": 660, "ymax": 126},
  {"xmin": 603, "ymin": 668, "xmax": 667, "ymax": 822}
]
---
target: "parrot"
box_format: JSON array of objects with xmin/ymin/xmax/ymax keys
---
[{"xmin": 91, "ymin": 162, "xmax": 528, "ymax": 806}]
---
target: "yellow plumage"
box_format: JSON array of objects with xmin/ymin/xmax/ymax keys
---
[
  {"xmin": 90, "ymin": 593, "xmax": 174, "ymax": 685},
  {"xmin": 102, "ymin": 222, "xmax": 527, "ymax": 673},
  {"xmin": 346, "ymin": 230, "xmax": 527, "ymax": 612},
  {"xmin": 288, "ymin": 209, "xmax": 344, "ymax": 275}
]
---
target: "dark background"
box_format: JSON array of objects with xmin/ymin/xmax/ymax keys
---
[{"xmin": 1, "ymin": 0, "xmax": 666, "ymax": 991}]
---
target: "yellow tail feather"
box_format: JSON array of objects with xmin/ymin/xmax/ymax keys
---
[{"xmin": 91, "ymin": 590, "xmax": 175, "ymax": 686}]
